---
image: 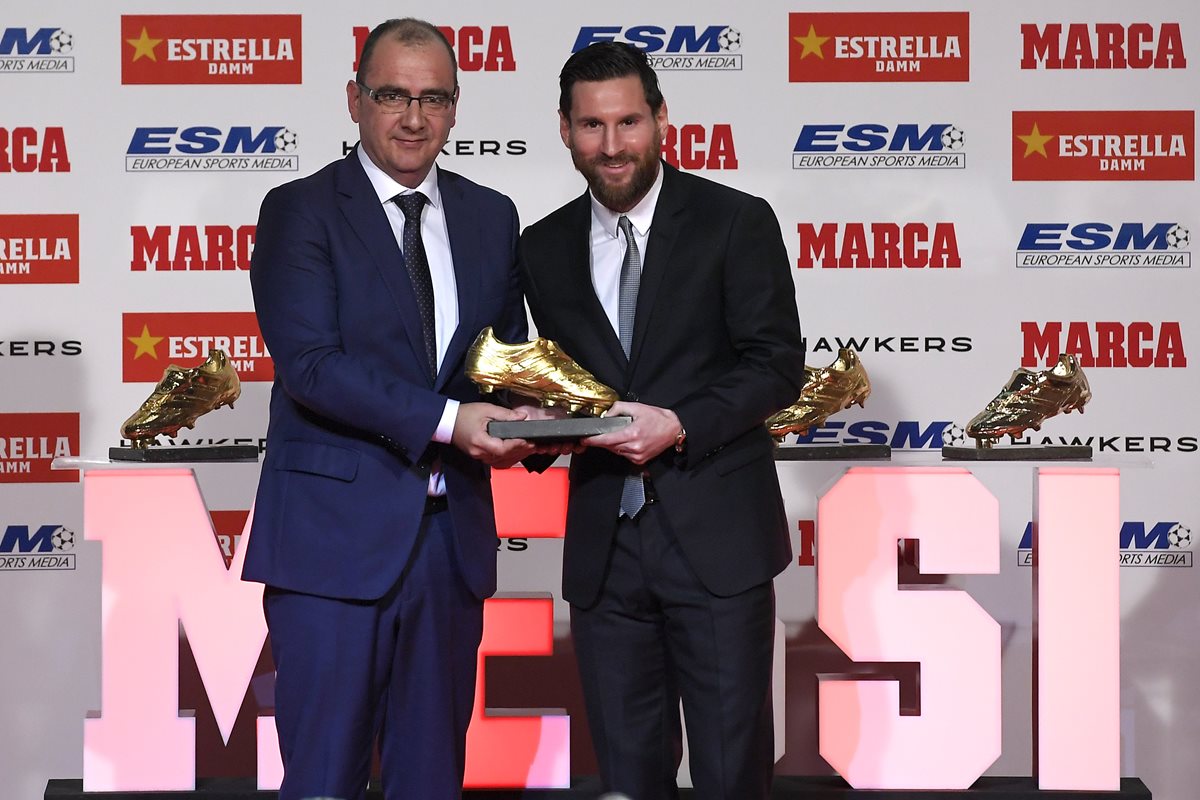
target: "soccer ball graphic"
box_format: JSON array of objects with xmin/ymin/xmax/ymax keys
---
[
  {"xmin": 941, "ymin": 125, "xmax": 965, "ymax": 150},
  {"xmin": 50, "ymin": 526, "xmax": 75, "ymax": 551},
  {"xmin": 1166, "ymin": 224, "xmax": 1190, "ymax": 249},
  {"xmin": 718, "ymin": 26, "xmax": 742, "ymax": 52},
  {"xmin": 1168, "ymin": 524, "xmax": 1191, "ymax": 549},
  {"xmin": 274, "ymin": 128, "xmax": 299, "ymax": 153},
  {"xmin": 50, "ymin": 29, "xmax": 74, "ymax": 54},
  {"xmin": 940, "ymin": 422, "xmax": 967, "ymax": 447}
]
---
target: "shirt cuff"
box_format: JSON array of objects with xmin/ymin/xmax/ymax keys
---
[{"xmin": 433, "ymin": 399, "xmax": 459, "ymax": 444}]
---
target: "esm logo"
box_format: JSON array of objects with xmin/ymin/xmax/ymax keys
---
[
  {"xmin": 0, "ymin": 127, "xmax": 70, "ymax": 173},
  {"xmin": 352, "ymin": 26, "xmax": 515, "ymax": 72},
  {"xmin": 661, "ymin": 124, "xmax": 737, "ymax": 170},
  {"xmin": 792, "ymin": 123, "xmax": 965, "ymax": 170},
  {"xmin": 0, "ymin": 27, "xmax": 74, "ymax": 72},
  {"xmin": 1020, "ymin": 23, "xmax": 1186, "ymax": 69},
  {"xmin": 1016, "ymin": 222, "xmax": 1190, "ymax": 268},
  {"xmin": 1021, "ymin": 321, "xmax": 1186, "ymax": 368},
  {"xmin": 1017, "ymin": 521, "xmax": 1192, "ymax": 568},
  {"xmin": 0, "ymin": 524, "xmax": 76, "ymax": 571},
  {"xmin": 790, "ymin": 420, "xmax": 951, "ymax": 449},
  {"xmin": 573, "ymin": 25, "xmax": 743, "ymax": 71},
  {"xmin": 126, "ymin": 126, "xmax": 298, "ymax": 173}
]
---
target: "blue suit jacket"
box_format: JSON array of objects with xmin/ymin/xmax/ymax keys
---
[{"xmin": 243, "ymin": 150, "xmax": 526, "ymax": 601}]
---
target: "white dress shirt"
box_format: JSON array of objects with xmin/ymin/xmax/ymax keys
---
[
  {"xmin": 357, "ymin": 147, "xmax": 458, "ymax": 494},
  {"xmin": 588, "ymin": 165, "xmax": 665, "ymax": 336}
]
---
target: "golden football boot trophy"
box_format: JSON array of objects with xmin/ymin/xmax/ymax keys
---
[
  {"xmin": 964, "ymin": 353, "xmax": 1091, "ymax": 448},
  {"xmin": 466, "ymin": 327, "xmax": 618, "ymax": 416},
  {"xmin": 120, "ymin": 349, "xmax": 242, "ymax": 449},
  {"xmin": 766, "ymin": 348, "xmax": 871, "ymax": 440}
]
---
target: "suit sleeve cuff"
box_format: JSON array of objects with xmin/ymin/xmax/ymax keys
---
[{"xmin": 432, "ymin": 399, "xmax": 459, "ymax": 444}]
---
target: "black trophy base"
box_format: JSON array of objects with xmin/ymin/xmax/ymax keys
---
[
  {"xmin": 488, "ymin": 416, "xmax": 631, "ymax": 441},
  {"xmin": 109, "ymin": 445, "xmax": 260, "ymax": 463},
  {"xmin": 44, "ymin": 776, "xmax": 1153, "ymax": 799},
  {"xmin": 774, "ymin": 444, "xmax": 892, "ymax": 461},
  {"xmin": 942, "ymin": 445, "xmax": 1093, "ymax": 461}
]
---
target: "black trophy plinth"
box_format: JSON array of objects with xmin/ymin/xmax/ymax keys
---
[
  {"xmin": 109, "ymin": 445, "xmax": 260, "ymax": 463},
  {"xmin": 773, "ymin": 444, "xmax": 892, "ymax": 461},
  {"xmin": 488, "ymin": 416, "xmax": 631, "ymax": 441},
  {"xmin": 942, "ymin": 445, "xmax": 1092, "ymax": 461}
]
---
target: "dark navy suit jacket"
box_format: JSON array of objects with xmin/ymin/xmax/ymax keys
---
[{"xmin": 243, "ymin": 149, "xmax": 526, "ymax": 601}]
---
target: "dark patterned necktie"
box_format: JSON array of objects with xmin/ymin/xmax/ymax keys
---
[
  {"xmin": 394, "ymin": 192, "xmax": 437, "ymax": 379},
  {"xmin": 616, "ymin": 215, "xmax": 646, "ymax": 519}
]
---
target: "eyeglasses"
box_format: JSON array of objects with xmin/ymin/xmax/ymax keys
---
[{"xmin": 356, "ymin": 82, "xmax": 457, "ymax": 116}]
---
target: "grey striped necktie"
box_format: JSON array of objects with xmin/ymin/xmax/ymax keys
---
[{"xmin": 616, "ymin": 215, "xmax": 645, "ymax": 519}]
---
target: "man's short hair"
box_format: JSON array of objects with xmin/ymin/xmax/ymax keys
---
[
  {"xmin": 355, "ymin": 18, "xmax": 458, "ymax": 88},
  {"xmin": 558, "ymin": 42, "xmax": 664, "ymax": 118}
]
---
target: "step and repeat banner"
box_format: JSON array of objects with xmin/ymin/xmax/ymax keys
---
[{"xmin": 2, "ymin": 1, "xmax": 1197, "ymax": 798}]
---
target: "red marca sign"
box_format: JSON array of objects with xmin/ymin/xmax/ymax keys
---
[
  {"xmin": 0, "ymin": 214, "xmax": 78, "ymax": 284},
  {"xmin": 1013, "ymin": 111, "xmax": 1194, "ymax": 181},
  {"xmin": 0, "ymin": 412, "xmax": 79, "ymax": 483},
  {"xmin": 121, "ymin": 15, "xmax": 301, "ymax": 84},
  {"xmin": 788, "ymin": 12, "xmax": 969, "ymax": 82},
  {"xmin": 122, "ymin": 312, "xmax": 273, "ymax": 382}
]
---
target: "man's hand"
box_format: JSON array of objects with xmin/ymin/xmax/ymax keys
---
[
  {"xmin": 513, "ymin": 400, "xmax": 586, "ymax": 456},
  {"xmin": 584, "ymin": 401, "xmax": 681, "ymax": 465},
  {"xmin": 452, "ymin": 403, "xmax": 537, "ymax": 468}
]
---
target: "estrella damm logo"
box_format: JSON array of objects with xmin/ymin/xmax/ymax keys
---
[
  {"xmin": 0, "ymin": 413, "xmax": 79, "ymax": 483},
  {"xmin": 1021, "ymin": 321, "xmax": 1186, "ymax": 368},
  {"xmin": 0, "ymin": 215, "xmax": 78, "ymax": 284},
  {"xmin": 1016, "ymin": 222, "xmax": 1190, "ymax": 268},
  {"xmin": 1013, "ymin": 111, "xmax": 1194, "ymax": 181},
  {"xmin": 573, "ymin": 25, "xmax": 744, "ymax": 71},
  {"xmin": 0, "ymin": 27, "xmax": 74, "ymax": 73},
  {"xmin": 122, "ymin": 312, "xmax": 273, "ymax": 382},
  {"xmin": 130, "ymin": 225, "xmax": 256, "ymax": 271},
  {"xmin": 797, "ymin": 222, "xmax": 961, "ymax": 269},
  {"xmin": 788, "ymin": 12, "xmax": 968, "ymax": 82},
  {"xmin": 352, "ymin": 25, "xmax": 515, "ymax": 72},
  {"xmin": 661, "ymin": 124, "xmax": 738, "ymax": 170},
  {"xmin": 121, "ymin": 15, "xmax": 300, "ymax": 84},
  {"xmin": 0, "ymin": 127, "xmax": 70, "ymax": 173},
  {"xmin": 1020, "ymin": 23, "xmax": 1186, "ymax": 70},
  {"xmin": 792, "ymin": 123, "xmax": 965, "ymax": 169},
  {"xmin": 125, "ymin": 126, "xmax": 298, "ymax": 172}
]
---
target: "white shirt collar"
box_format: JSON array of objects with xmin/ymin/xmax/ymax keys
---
[
  {"xmin": 588, "ymin": 161, "xmax": 665, "ymax": 239},
  {"xmin": 356, "ymin": 145, "xmax": 441, "ymax": 210}
]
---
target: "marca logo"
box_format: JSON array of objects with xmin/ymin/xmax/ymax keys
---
[
  {"xmin": 0, "ymin": 412, "xmax": 79, "ymax": 483},
  {"xmin": 1013, "ymin": 110, "xmax": 1194, "ymax": 181},
  {"xmin": 1021, "ymin": 23, "xmax": 1186, "ymax": 70},
  {"xmin": 1017, "ymin": 521, "xmax": 1192, "ymax": 568},
  {"xmin": 797, "ymin": 222, "xmax": 961, "ymax": 269},
  {"xmin": 352, "ymin": 25, "xmax": 515, "ymax": 72},
  {"xmin": 0, "ymin": 27, "xmax": 74, "ymax": 72},
  {"xmin": 788, "ymin": 12, "xmax": 968, "ymax": 82},
  {"xmin": 791, "ymin": 420, "xmax": 951, "ymax": 449},
  {"xmin": 1021, "ymin": 321, "xmax": 1186, "ymax": 368},
  {"xmin": 793, "ymin": 123, "xmax": 965, "ymax": 169},
  {"xmin": 573, "ymin": 25, "xmax": 743, "ymax": 71},
  {"xmin": 130, "ymin": 225, "xmax": 255, "ymax": 271},
  {"xmin": 121, "ymin": 15, "xmax": 300, "ymax": 84},
  {"xmin": 122, "ymin": 312, "xmax": 273, "ymax": 382},
  {"xmin": 125, "ymin": 126, "xmax": 298, "ymax": 173},
  {"xmin": 0, "ymin": 214, "xmax": 79, "ymax": 284},
  {"xmin": 805, "ymin": 335, "xmax": 972, "ymax": 355},
  {"xmin": 0, "ymin": 523, "xmax": 77, "ymax": 571},
  {"xmin": 1017, "ymin": 222, "xmax": 1190, "ymax": 268},
  {"xmin": 0, "ymin": 127, "xmax": 70, "ymax": 173},
  {"xmin": 210, "ymin": 509, "xmax": 249, "ymax": 569},
  {"xmin": 662, "ymin": 124, "xmax": 737, "ymax": 170}
]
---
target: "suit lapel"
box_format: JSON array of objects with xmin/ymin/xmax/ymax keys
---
[
  {"xmin": 628, "ymin": 163, "xmax": 686, "ymax": 376},
  {"xmin": 335, "ymin": 151, "xmax": 431, "ymax": 383},
  {"xmin": 437, "ymin": 168, "xmax": 481, "ymax": 391}
]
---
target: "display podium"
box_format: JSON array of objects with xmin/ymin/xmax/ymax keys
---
[{"xmin": 45, "ymin": 457, "xmax": 1150, "ymax": 799}]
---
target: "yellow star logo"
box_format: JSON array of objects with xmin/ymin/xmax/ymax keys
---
[
  {"xmin": 126, "ymin": 27, "xmax": 163, "ymax": 62},
  {"xmin": 127, "ymin": 324, "xmax": 164, "ymax": 360},
  {"xmin": 1018, "ymin": 123, "xmax": 1054, "ymax": 158},
  {"xmin": 793, "ymin": 24, "xmax": 830, "ymax": 60}
]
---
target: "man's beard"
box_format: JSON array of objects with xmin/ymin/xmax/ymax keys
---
[{"xmin": 571, "ymin": 146, "xmax": 660, "ymax": 212}]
